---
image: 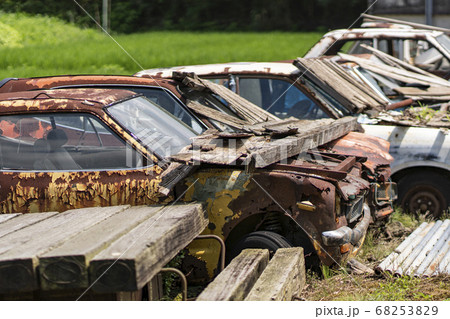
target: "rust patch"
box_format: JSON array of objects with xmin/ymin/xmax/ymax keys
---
[
  {"xmin": 0, "ymin": 168, "xmax": 166, "ymax": 214},
  {"xmin": 324, "ymin": 132, "xmax": 393, "ymax": 174}
]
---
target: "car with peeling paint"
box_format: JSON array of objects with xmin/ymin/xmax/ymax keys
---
[
  {"xmin": 0, "ymin": 78, "xmax": 395, "ymax": 280},
  {"xmin": 304, "ymin": 27, "xmax": 450, "ymax": 78},
  {"xmin": 135, "ymin": 62, "xmax": 450, "ymax": 217}
]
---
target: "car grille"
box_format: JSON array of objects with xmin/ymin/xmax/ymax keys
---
[{"xmin": 343, "ymin": 195, "xmax": 365, "ymax": 224}]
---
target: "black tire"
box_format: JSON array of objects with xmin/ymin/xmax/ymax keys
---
[
  {"xmin": 398, "ymin": 171, "xmax": 450, "ymax": 218},
  {"xmin": 227, "ymin": 231, "xmax": 292, "ymax": 263}
]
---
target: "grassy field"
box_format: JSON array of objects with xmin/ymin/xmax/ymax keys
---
[{"xmin": 0, "ymin": 13, "xmax": 322, "ymax": 79}]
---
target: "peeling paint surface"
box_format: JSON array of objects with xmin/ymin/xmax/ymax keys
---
[{"xmin": 0, "ymin": 168, "xmax": 165, "ymax": 214}]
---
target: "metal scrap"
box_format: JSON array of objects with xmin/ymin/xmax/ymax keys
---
[{"xmin": 377, "ymin": 220, "xmax": 450, "ymax": 277}]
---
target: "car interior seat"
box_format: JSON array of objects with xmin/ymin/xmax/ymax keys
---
[
  {"xmin": 46, "ymin": 129, "xmax": 81, "ymax": 170},
  {"xmin": 33, "ymin": 138, "xmax": 56, "ymax": 170}
]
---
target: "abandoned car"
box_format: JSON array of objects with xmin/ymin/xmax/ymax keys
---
[
  {"xmin": 303, "ymin": 25, "xmax": 450, "ymax": 78},
  {"xmin": 0, "ymin": 85, "xmax": 395, "ymax": 280},
  {"xmin": 135, "ymin": 61, "xmax": 450, "ymax": 217}
]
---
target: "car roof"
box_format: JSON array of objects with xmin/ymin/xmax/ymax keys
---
[
  {"xmin": 135, "ymin": 62, "xmax": 300, "ymax": 78},
  {"xmin": 0, "ymin": 75, "xmax": 178, "ymax": 94},
  {"xmin": 320, "ymin": 27, "xmax": 442, "ymax": 39},
  {"xmin": 0, "ymin": 88, "xmax": 137, "ymax": 114}
]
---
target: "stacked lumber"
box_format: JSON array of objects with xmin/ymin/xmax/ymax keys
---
[
  {"xmin": 294, "ymin": 58, "xmax": 388, "ymax": 112},
  {"xmin": 170, "ymin": 116, "xmax": 358, "ymax": 168},
  {"xmin": 0, "ymin": 203, "xmax": 207, "ymax": 298},
  {"xmin": 174, "ymin": 71, "xmax": 279, "ymax": 124}
]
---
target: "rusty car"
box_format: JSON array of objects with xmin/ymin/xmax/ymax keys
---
[
  {"xmin": 0, "ymin": 78, "xmax": 392, "ymax": 277},
  {"xmin": 0, "ymin": 74, "xmax": 396, "ymax": 218},
  {"xmin": 134, "ymin": 61, "xmax": 450, "ymax": 217}
]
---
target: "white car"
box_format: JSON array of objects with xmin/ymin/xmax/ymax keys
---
[{"xmin": 304, "ymin": 27, "xmax": 450, "ymax": 78}]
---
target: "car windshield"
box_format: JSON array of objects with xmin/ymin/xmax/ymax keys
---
[
  {"xmin": 436, "ymin": 34, "xmax": 450, "ymax": 52},
  {"xmin": 303, "ymin": 81, "xmax": 351, "ymax": 117},
  {"xmin": 107, "ymin": 96, "xmax": 197, "ymax": 158}
]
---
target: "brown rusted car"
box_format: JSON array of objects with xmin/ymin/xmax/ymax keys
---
[{"xmin": 0, "ymin": 78, "xmax": 395, "ymax": 279}]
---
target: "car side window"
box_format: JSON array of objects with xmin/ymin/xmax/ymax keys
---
[
  {"xmin": 0, "ymin": 113, "xmax": 148, "ymax": 171},
  {"xmin": 237, "ymin": 77, "xmax": 329, "ymax": 120},
  {"xmin": 344, "ymin": 39, "xmax": 374, "ymax": 54}
]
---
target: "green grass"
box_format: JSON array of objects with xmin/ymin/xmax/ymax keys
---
[
  {"xmin": 303, "ymin": 209, "xmax": 450, "ymax": 301},
  {"xmin": 0, "ymin": 12, "xmax": 322, "ymax": 79}
]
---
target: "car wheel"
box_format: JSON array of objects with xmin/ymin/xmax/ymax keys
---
[
  {"xmin": 398, "ymin": 172, "xmax": 449, "ymax": 218},
  {"xmin": 226, "ymin": 231, "xmax": 292, "ymax": 263}
]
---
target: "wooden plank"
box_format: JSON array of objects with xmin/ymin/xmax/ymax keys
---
[
  {"xmin": 400, "ymin": 95, "xmax": 450, "ymax": 101},
  {"xmin": 245, "ymin": 247, "xmax": 306, "ymax": 301},
  {"xmin": 158, "ymin": 163, "xmax": 197, "ymax": 196},
  {"xmin": 361, "ymin": 13, "xmax": 450, "ymax": 35},
  {"xmin": 359, "ymin": 44, "xmax": 443, "ymax": 79},
  {"xmin": 38, "ymin": 206, "xmax": 163, "ymax": 291},
  {"xmin": 175, "ymin": 72, "xmax": 279, "ymax": 124},
  {"xmin": 0, "ymin": 214, "xmax": 21, "ymax": 224},
  {"xmin": 310, "ymin": 60, "xmax": 373, "ymax": 110},
  {"xmin": 0, "ymin": 212, "xmax": 58, "ymax": 239},
  {"xmin": 184, "ymin": 100, "xmax": 248, "ymax": 129},
  {"xmin": 294, "ymin": 59, "xmax": 358, "ymax": 112},
  {"xmin": 324, "ymin": 60, "xmax": 388, "ymax": 106},
  {"xmin": 89, "ymin": 203, "xmax": 207, "ymax": 293},
  {"xmin": 317, "ymin": 59, "xmax": 385, "ymax": 109},
  {"xmin": 338, "ymin": 53, "xmax": 450, "ymax": 87},
  {"xmin": 394, "ymin": 86, "xmax": 450, "ymax": 97},
  {"xmin": 0, "ymin": 205, "xmax": 128, "ymax": 293},
  {"xmin": 196, "ymin": 249, "xmax": 269, "ymax": 301},
  {"xmin": 171, "ymin": 140, "xmax": 247, "ymax": 165},
  {"xmin": 169, "ymin": 117, "xmax": 357, "ymax": 167},
  {"xmin": 147, "ymin": 274, "xmax": 163, "ymax": 301},
  {"xmin": 246, "ymin": 117, "xmax": 357, "ymax": 168}
]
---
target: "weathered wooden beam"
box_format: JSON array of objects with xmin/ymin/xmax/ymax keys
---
[
  {"xmin": 323, "ymin": 59, "xmax": 388, "ymax": 107},
  {"xmin": 170, "ymin": 117, "xmax": 357, "ymax": 167},
  {"xmin": 0, "ymin": 206, "xmax": 128, "ymax": 293},
  {"xmin": 184, "ymin": 99, "xmax": 248, "ymax": 129},
  {"xmin": 196, "ymin": 249, "xmax": 269, "ymax": 301},
  {"xmin": 0, "ymin": 212, "xmax": 58, "ymax": 239},
  {"xmin": 158, "ymin": 163, "xmax": 197, "ymax": 196},
  {"xmin": 89, "ymin": 203, "xmax": 207, "ymax": 293},
  {"xmin": 0, "ymin": 214, "xmax": 21, "ymax": 224},
  {"xmin": 38, "ymin": 206, "xmax": 163, "ymax": 291},
  {"xmin": 338, "ymin": 53, "xmax": 450, "ymax": 87},
  {"xmin": 246, "ymin": 117, "xmax": 357, "ymax": 168},
  {"xmin": 245, "ymin": 247, "xmax": 306, "ymax": 301},
  {"xmin": 294, "ymin": 58, "xmax": 356, "ymax": 112},
  {"xmin": 359, "ymin": 44, "xmax": 443, "ymax": 79},
  {"xmin": 394, "ymin": 86, "xmax": 450, "ymax": 97},
  {"xmin": 361, "ymin": 13, "xmax": 450, "ymax": 35}
]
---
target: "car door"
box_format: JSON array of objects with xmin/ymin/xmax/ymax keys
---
[{"xmin": 0, "ymin": 112, "xmax": 163, "ymax": 214}]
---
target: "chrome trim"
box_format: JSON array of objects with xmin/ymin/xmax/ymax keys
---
[{"xmin": 321, "ymin": 203, "xmax": 371, "ymax": 246}]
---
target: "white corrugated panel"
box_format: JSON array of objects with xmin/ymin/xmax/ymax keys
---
[{"xmin": 377, "ymin": 220, "xmax": 450, "ymax": 277}]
